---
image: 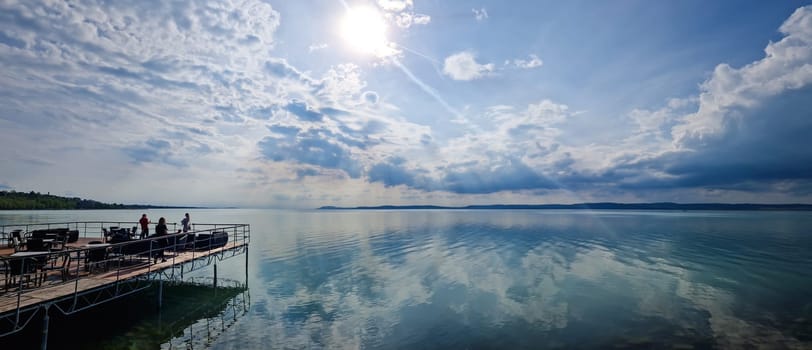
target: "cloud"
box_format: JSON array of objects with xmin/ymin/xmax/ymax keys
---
[
  {"xmin": 510, "ymin": 54, "xmax": 543, "ymax": 69},
  {"xmin": 368, "ymin": 100, "xmax": 574, "ymax": 193},
  {"xmin": 614, "ymin": 5, "xmax": 812, "ymax": 194},
  {"xmin": 473, "ymin": 8, "xmax": 489, "ymax": 21},
  {"xmin": 258, "ymin": 130, "xmax": 363, "ymax": 178},
  {"xmin": 442, "ymin": 52, "xmax": 495, "ymax": 81},
  {"xmin": 2, "ymin": 0, "xmax": 812, "ymax": 205},
  {"xmin": 361, "ymin": 91, "xmax": 380, "ymax": 105},
  {"xmin": 368, "ymin": 158, "xmax": 417, "ymax": 188},
  {"xmin": 308, "ymin": 43, "xmax": 328, "ymax": 52},
  {"xmin": 0, "ymin": 0, "xmax": 313, "ymax": 205},
  {"xmin": 413, "ymin": 14, "xmax": 431, "ymax": 25},
  {"xmin": 378, "ymin": 0, "xmax": 430, "ymax": 29},
  {"xmin": 408, "ymin": 5, "xmax": 812, "ymax": 198},
  {"xmin": 672, "ymin": 5, "xmax": 812, "ymax": 145},
  {"xmin": 285, "ymin": 100, "xmax": 324, "ymax": 122},
  {"xmin": 122, "ymin": 138, "xmax": 188, "ymax": 168},
  {"xmin": 440, "ymin": 159, "xmax": 559, "ymax": 194},
  {"xmin": 378, "ymin": 0, "xmax": 413, "ymax": 12}
]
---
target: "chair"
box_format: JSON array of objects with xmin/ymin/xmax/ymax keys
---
[
  {"xmin": 67, "ymin": 230, "xmax": 79, "ymax": 243},
  {"xmin": 86, "ymin": 241, "xmax": 108, "ymax": 273},
  {"xmin": 1, "ymin": 259, "xmax": 8, "ymax": 293},
  {"xmin": 26, "ymin": 238, "xmax": 48, "ymax": 252},
  {"xmin": 108, "ymin": 230, "xmax": 130, "ymax": 244},
  {"xmin": 41, "ymin": 252, "xmax": 71, "ymax": 282},
  {"xmin": 53, "ymin": 228, "xmax": 69, "ymax": 244},
  {"xmin": 30, "ymin": 230, "xmax": 47, "ymax": 239},
  {"xmin": 50, "ymin": 234, "xmax": 68, "ymax": 251},
  {"xmin": 194, "ymin": 232, "xmax": 229, "ymax": 250},
  {"xmin": 9, "ymin": 230, "xmax": 24, "ymax": 250},
  {"xmin": 169, "ymin": 233, "xmax": 188, "ymax": 253},
  {"xmin": 102, "ymin": 228, "xmax": 111, "ymax": 243},
  {"xmin": 7, "ymin": 257, "xmax": 44, "ymax": 289}
]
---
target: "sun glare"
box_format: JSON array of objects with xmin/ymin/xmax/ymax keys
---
[{"xmin": 341, "ymin": 6, "xmax": 389, "ymax": 56}]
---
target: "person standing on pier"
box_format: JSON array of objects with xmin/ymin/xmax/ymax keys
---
[
  {"xmin": 181, "ymin": 213, "xmax": 191, "ymax": 233},
  {"xmin": 139, "ymin": 214, "xmax": 150, "ymax": 239},
  {"xmin": 154, "ymin": 217, "xmax": 168, "ymax": 263}
]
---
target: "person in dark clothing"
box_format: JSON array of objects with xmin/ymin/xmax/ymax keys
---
[
  {"xmin": 154, "ymin": 217, "xmax": 168, "ymax": 263},
  {"xmin": 139, "ymin": 214, "xmax": 150, "ymax": 239}
]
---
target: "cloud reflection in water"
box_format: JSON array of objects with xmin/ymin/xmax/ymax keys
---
[{"xmin": 226, "ymin": 210, "xmax": 811, "ymax": 349}]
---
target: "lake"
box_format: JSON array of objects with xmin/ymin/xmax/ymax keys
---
[{"xmin": 1, "ymin": 209, "xmax": 810, "ymax": 349}]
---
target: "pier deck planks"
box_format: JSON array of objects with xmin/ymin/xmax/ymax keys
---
[{"xmin": 0, "ymin": 241, "xmax": 245, "ymax": 315}]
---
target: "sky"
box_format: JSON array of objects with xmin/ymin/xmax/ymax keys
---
[{"xmin": 1, "ymin": 0, "xmax": 812, "ymax": 208}]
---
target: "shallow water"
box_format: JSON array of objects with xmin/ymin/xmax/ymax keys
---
[{"xmin": 1, "ymin": 209, "xmax": 811, "ymax": 349}]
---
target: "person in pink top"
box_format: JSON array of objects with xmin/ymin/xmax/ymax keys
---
[{"xmin": 139, "ymin": 214, "xmax": 150, "ymax": 239}]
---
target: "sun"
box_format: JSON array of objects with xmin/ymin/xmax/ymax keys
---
[{"xmin": 340, "ymin": 6, "xmax": 390, "ymax": 56}]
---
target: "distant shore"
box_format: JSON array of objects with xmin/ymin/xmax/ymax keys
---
[
  {"xmin": 0, "ymin": 190, "xmax": 201, "ymax": 210},
  {"xmin": 318, "ymin": 203, "xmax": 812, "ymax": 211}
]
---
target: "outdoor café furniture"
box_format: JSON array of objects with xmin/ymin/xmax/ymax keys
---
[
  {"xmin": 103, "ymin": 227, "xmax": 128, "ymax": 242},
  {"xmin": 50, "ymin": 235, "xmax": 68, "ymax": 251},
  {"xmin": 0, "ymin": 259, "xmax": 8, "ymax": 293},
  {"xmin": 40, "ymin": 251, "xmax": 71, "ymax": 282},
  {"xmin": 7, "ymin": 253, "xmax": 48, "ymax": 289},
  {"xmin": 193, "ymin": 231, "xmax": 229, "ymax": 250},
  {"xmin": 67, "ymin": 230, "xmax": 79, "ymax": 243},
  {"xmin": 7, "ymin": 229, "xmax": 23, "ymax": 249},
  {"xmin": 168, "ymin": 233, "xmax": 188, "ymax": 253},
  {"xmin": 117, "ymin": 239, "xmax": 158, "ymax": 263},
  {"xmin": 84, "ymin": 241, "xmax": 111, "ymax": 272},
  {"xmin": 25, "ymin": 238, "xmax": 52, "ymax": 252},
  {"xmin": 10, "ymin": 251, "xmax": 51, "ymax": 258}
]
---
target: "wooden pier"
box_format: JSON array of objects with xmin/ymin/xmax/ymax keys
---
[{"xmin": 0, "ymin": 221, "xmax": 250, "ymax": 348}]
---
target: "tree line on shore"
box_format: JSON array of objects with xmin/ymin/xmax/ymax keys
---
[{"xmin": 0, "ymin": 191, "xmax": 162, "ymax": 210}]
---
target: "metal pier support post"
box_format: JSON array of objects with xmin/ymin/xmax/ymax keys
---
[
  {"xmin": 158, "ymin": 275, "xmax": 163, "ymax": 310},
  {"xmin": 213, "ymin": 261, "xmax": 218, "ymax": 289},
  {"xmin": 41, "ymin": 304, "xmax": 50, "ymax": 350}
]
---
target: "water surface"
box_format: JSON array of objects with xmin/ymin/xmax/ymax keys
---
[{"xmin": 1, "ymin": 209, "xmax": 810, "ymax": 349}]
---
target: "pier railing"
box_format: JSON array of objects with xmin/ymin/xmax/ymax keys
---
[{"xmin": 0, "ymin": 221, "xmax": 250, "ymax": 337}]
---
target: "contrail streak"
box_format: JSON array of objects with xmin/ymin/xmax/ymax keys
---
[
  {"xmin": 393, "ymin": 59, "xmax": 463, "ymax": 120},
  {"xmin": 396, "ymin": 44, "xmax": 440, "ymax": 65}
]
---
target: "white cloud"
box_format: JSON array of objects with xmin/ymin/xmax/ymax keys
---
[
  {"xmin": 511, "ymin": 54, "xmax": 543, "ymax": 69},
  {"xmin": 413, "ymin": 14, "xmax": 431, "ymax": 25},
  {"xmin": 442, "ymin": 52, "xmax": 495, "ymax": 81},
  {"xmin": 395, "ymin": 13, "xmax": 415, "ymax": 28},
  {"xmin": 377, "ymin": 0, "xmax": 429, "ymax": 28},
  {"xmin": 672, "ymin": 5, "xmax": 812, "ymax": 145},
  {"xmin": 0, "ymin": 0, "xmax": 432, "ymax": 206},
  {"xmin": 361, "ymin": 91, "xmax": 380, "ymax": 105},
  {"xmin": 377, "ymin": 0, "xmax": 413, "ymax": 12},
  {"xmin": 473, "ymin": 8, "xmax": 489, "ymax": 21},
  {"xmin": 308, "ymin": 43, "xmax": 328, "ymax": 52}
]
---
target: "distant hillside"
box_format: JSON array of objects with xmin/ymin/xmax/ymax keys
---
[
  {"xmin": 0, "ymin": 191, "xmax": 186, "ymax": 210},
  {"xmin": 319, "ymin": 203, "xmax": 812, "ymax": 211}
]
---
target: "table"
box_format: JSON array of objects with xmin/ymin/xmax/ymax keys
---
[
  {"xmin": 84, "ymin": 243, "xmax": 111, "ymax": 248},
  {"xmin": 10, "ymin": 251, "xmax": 50, "ymax": 257},
  {"xmin": 8, "ymin": 251, "xmax": 57, "ymax": 287}
]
